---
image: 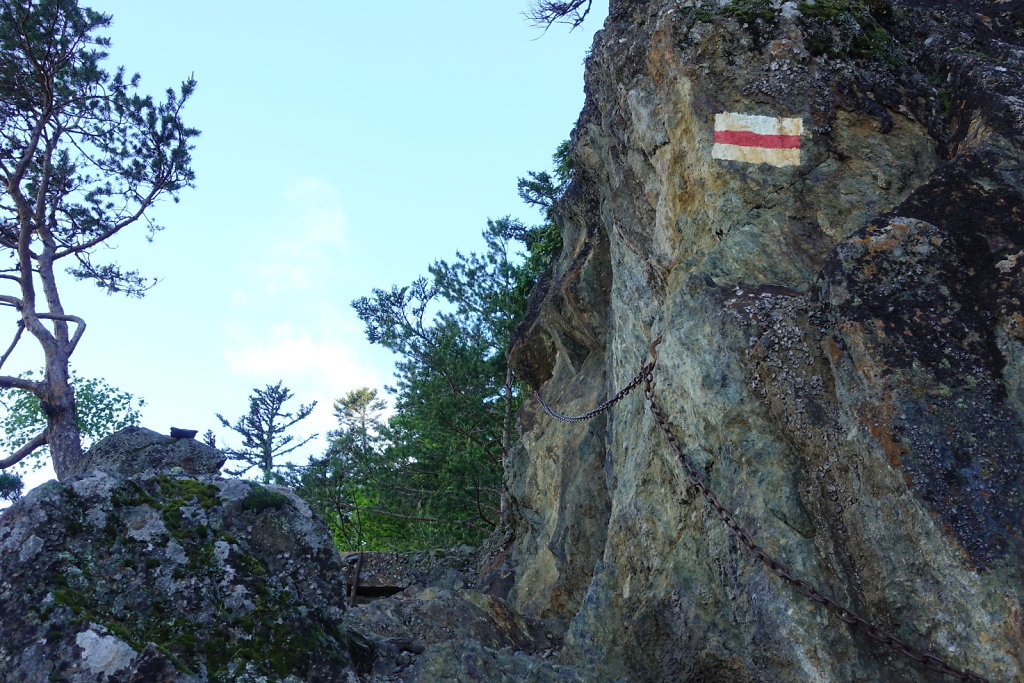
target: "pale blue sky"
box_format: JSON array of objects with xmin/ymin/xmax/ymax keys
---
[{"xmin": 5, "ymin": 1, "xmax": 608, "ymax": 489}]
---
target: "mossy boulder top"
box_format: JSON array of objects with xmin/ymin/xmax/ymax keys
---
[
  {"xmin": 0, "ymin": 440, "xmax": 363, "ymax": 681},
  {"xmin": 64, "ymin": 426, "xmax": 226, "ymax": 479}
]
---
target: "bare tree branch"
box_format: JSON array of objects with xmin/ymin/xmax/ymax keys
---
[
  {"xmin": 525, "ymin": 0, "xmax": 593, "ymax": 30},
  {"xmin": 0, "ymin": 429, "xmax": 46, "ymax": 468},
  {"xmin": 0, "ymin": 373, "xmax": 41, "ymax": 393},
  {"xmin": 52, "ymin": 184, "xmax": 162, "ymax": 259},
  {"xmin": 0, "ymin": 320, "xmax": 25, "ymax": 370}
]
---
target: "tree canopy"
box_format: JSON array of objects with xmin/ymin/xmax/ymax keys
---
[
  {"xmin": 0, "ymin": 0, "xmax": 198, "ymax": 478},
  {"xmin": 290, "ymin": 143, "xmax": 572, "ymax": 550},
  {"xmin": 287, "ymin": 387, "xmax": 393, "ymax": 551},
  {"xmin": 0, "ymin": 369, "xmax": 143, "ymax": 499}
]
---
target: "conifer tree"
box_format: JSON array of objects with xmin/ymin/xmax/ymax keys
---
[
  {"xmin": 0, "ymin": 0, "xmax": 197, "ymax": 478},
  {"xmin": 343, "ymin": 144, "xmax": 572, "ymax": 547},
  {"xmin": 216, "ymin": 382, "xmax": 316, "ymax": 483}
]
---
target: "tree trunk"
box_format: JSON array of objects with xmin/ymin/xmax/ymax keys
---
[
  {"xmin": 500, "ymin": 363, "xmax": 513, "ymax": 525},
  {"xmin": 42, "ymin": 360, "xmax": 82, "ymax": 480}
]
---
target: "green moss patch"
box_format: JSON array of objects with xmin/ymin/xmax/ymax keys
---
[
  {"xmin": 241, "ymin": 485, "xmax": 289, "ymax": 512},
  {"xmin": 719, "ymin": 0, "xmax": 776, "ymax": 22},
  {"xmin": 38, "ymin": 474, "xmax": 352, "ymax": 680},
  {"xmin": 797, "ymin": 0, "xmax": 901, "ymax": 64}
]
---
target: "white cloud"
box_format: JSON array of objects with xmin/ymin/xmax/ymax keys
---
[
  {"xmin": 224, "ymin": 325, "xmax": 378, "ymax": 389},
  {"xmin": 219, "ymin": 178, "xmax": 392, "ymax": 459},
  {"xmin": 284, "ymin": 177, "xmax": 348, "ymax": 250},
  {"xmin": 244, "ymin": 176, "xmax": 349, "ymax": 295},
  {"xmin": 222, "ymin": 323, "xmax": 386, "ymax": 441}
]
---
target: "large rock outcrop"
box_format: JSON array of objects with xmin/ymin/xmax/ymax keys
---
[
  {"xmin": 0, "ymin": 428, "xmax": 365, "ymax": 681},
  {"xmin": 0, "ymin": 430, "xmax": 605, "ymax": 682},
  {"xmin": 509, "ymin": 1, "xmax": 1024, "ymax": 681}
]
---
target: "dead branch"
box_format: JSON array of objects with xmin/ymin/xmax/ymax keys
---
[
  {"xmin": 0, "ymin": 429, "xmax": 47, "ymax": 468},
  {"xmin": 0, "ymin": 320, "xmax": 24, "ymax": 370},
  {"xmin": 525, "ymin": 0, "xmax": 593, "ymax": 30}
]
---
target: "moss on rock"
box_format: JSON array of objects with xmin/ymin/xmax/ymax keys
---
[{"xmin": 0, "ymin": 469, "xmax": 359, "ymax": 681}]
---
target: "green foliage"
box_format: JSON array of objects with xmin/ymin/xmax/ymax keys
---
[
  {"xmin": 515, "ymin": 139, "xmax": 571, "ymax": 288},
  {"xmin": 295, "ymin": 144, "xmax": 573, "ymax": 550},
  {"xmin": 241, "ymin": 485, "xmax": 289, "ymax": 512},
  {"xmin": 216, "ymin": 382, "xmax": 317, "ymax": 484},
  {"xmin": 0, "ymin": 370, "xmax": 144, "ymax": 495},
  {"xmin": 0, "ymin": 0, "xmax": 200, "ymax": 294},
  {"xmin": 349, "ymin": 225, "xmax": 519, "ymax": 548},
  {"xmin": 0, "ymin": 0, "xmax": 197, "ymax": 475},
  {"xmin": 0, "ymin": 470, "xmax": 22, "ymax": 501},
  {"xmin": 719, "ymin": 0, "xmax": 777, "ymax": 23},
  {"xmin": 300, "ymin": 388, "xmax": 394, "ymax": 549}
]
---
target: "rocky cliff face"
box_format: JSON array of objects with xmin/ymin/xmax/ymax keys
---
[{"xmin": 509, "ymin": 1, "xmax": 1024, "ymax": 681}]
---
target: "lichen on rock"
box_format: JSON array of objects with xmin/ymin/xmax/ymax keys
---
[{"xmin": 0, "ymin": 429, "xmax": 363, "ymax": 682}]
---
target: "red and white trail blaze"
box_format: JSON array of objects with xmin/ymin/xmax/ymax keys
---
[{"xmin": 712, "ymin": 112, "xmax": 803, "ymax": 166}]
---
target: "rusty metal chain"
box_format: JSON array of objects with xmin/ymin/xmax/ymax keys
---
[
  {"xmin": 642, "ymin": 371, "xmax": 990, "ymax": 683},
  {"xmin": 532, "ymin": 338, "xmax": 990, "ymax": 682},
  {"xmin": 531, "ymin": 337, "xmax": 662, "ymax": 423}
]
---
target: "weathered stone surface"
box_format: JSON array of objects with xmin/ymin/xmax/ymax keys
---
[
  {"xmin": 407, "ymin": 638, "xmax": 611, "ymax": 683},
  {"xmin": 65, "ymin": 426, "xmax": 226, "ymax": 479},
  {"xmin": 341, "ymin": 546, "xmax": 478, "ymax": 600},
  {"xmin": 344, "ymin": 561, "xmax": 581, "ymax": 681},
  {"xmin": 349, "ymin": 585, "xmax": 543, "ymax": 655},
  {"xmin": 0, "ymin": 461, "xmax": 361, "ymax": 680},
  {"xmin": 509, "ymin": 1, "xmax": 1024, "ymax": 681}
]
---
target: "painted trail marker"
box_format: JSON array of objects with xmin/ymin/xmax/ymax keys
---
[{"xmin": 712, "ymin": 112, "xmax": 803, "ymax": 167}]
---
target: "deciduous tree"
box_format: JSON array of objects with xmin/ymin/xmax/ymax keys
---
[
  {"xmin": 0, "ymin": 369, "xmax": 143, "ymax": 497},
  {"xmin": 0, "ymin": 0, "xmax": 198, "ymax": 478}
]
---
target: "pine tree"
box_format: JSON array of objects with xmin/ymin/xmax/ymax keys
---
[
  {"xmin": 216, "ymin": 382, "xmax": 316, "ymax": 483},
  {"xmin": 0, "ymin": 0, "xmax": 197, "ymax": 478}
]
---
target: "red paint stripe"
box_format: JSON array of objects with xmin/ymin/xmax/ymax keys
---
[{"xmin": 714, "ymin": 129, "xmax": 801, "ymax": 149}]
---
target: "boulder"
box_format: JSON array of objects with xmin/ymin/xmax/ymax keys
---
[
  {"xmin": 508, "ymin": 1, "xmax": 1024, "ymax": 681},
  {"xmin": 407, "ymin": 638, "xmax": 610, "ymax": 683},
  {"xmin": 64, "ymin": 426, "xmax": 226, "ymax": 479},
  {"xmin": 349, "ymin": 585, "xmax": 542, "ymax": 655},
  {"xmin": 0, "ymin": 428, "xmax": 364, "ymax": 682}
]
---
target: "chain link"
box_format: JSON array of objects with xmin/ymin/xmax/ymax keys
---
[
  {"xmin": 532, "ymin": 337, "xmax": 662, "ymax": 423},
  {"xmin": 532, "ymin": 362, "xmax": 653, "ymax": 422},
  {"xmin": 642, "ymin": 372, "xmax": 990, "ymax": 683},
  {"xmin": 532, "ymin": 340, "xmax": 991, "ymax": 682}
]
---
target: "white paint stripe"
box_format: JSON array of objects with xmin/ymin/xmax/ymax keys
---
[
  {"xmin": 715, "ymin": 112, "xmax": 803, "ymax": 137},
  {"xmin": 712, "ymin": 143, "xmax": 801, "ymax": 166}
]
